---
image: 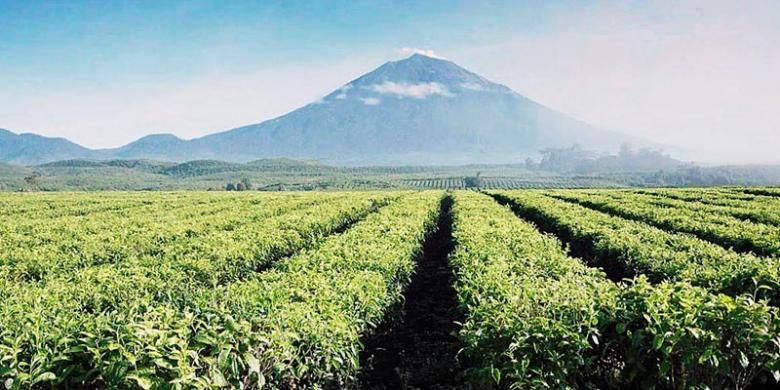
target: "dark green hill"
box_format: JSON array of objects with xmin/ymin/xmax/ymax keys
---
[{"xmin": 160, "ymin": 160, "xmax": 246, "ymax": 177}]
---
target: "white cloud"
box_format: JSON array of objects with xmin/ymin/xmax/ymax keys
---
[
  {"xmin": 398, "ymin": 47, "xmax": 446, "ymax": 59},
  {"xmin": 460, "ymin": 82, "xmax": 485, "ymax": 91},
  {"xmin": 360, "ymin": 97, "xmax": 381, "ymax": 106},
  {"xmin": 369, "ymin": 81, "xmax": 454, "ymax": 99},
  {"xmin": 334, "ymin": 84, "xmax": 353, "ymax": 99}
]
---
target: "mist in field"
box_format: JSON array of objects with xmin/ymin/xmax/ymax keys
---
[{"xmin": 457, "ymin": 0, "xmax": 780, "ymax": 164}]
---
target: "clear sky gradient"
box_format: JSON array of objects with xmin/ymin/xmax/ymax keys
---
[{"xmin": 1, "ymin": 0, "xmax": 778, "ymax": 163}]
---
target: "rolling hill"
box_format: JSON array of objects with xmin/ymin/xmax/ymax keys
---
[{"xmin": 0, "ymin": 128, "xmax": 98, "ymax": 165}]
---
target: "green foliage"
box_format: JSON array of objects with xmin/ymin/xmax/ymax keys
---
[
  {"xmin": 635, "ymin": 188, "xmax": 780, "ymax": 226},
  {"xmin": 492, "ymin": 190, "xmax": 780, "ymax": 304},
  {"xmin": 0, "ymin": 191, "xmax": 403, "ymax": 388},
  {"xmin": 463, "ymin": 172, "xmax": 482, "ymax": 188},
  {"xmin": 3, "ymin": 189, "xmax": 780, "ymax": 388},
  {"xmin": 161, "ymin": 160, "xmax": 246, "ymax": 177},
  {"xmin": 450, "ymin": 191, "xmax": 617, "ymax": 388},
  {"xmin": 553, "ymin": 189, "xmax": 780, "ymax": 257},
  {"xmin": 450, "ymin": 192, "xmax": 780, "ymax": 389}
]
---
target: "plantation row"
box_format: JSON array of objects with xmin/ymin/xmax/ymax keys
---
[
  {"xmin": 741, "ymin": 187, "xmax": 780, "ymax": 197},
  {"xmin": 634, "ymin": 188, "xmax": 780, "ymax": 227},
  {"xmin": 3, "ymin": 189, "xmax": 780, "ymax": 388},
  {"xmin": 550, "ymin": 190, "xmax": 780, "ymax": 257},
  {"xmin": 0, "ymin": 192, "xmax": 392, "ymax": 283},
  {"xmin": 1, "ymin": 191, "xmax": 407, "ymax": 388},
  {"xmin": 452, "ymin": 191, "xmax": 780, "ymax": 389},
  {"xmin": 400, "ymin": 177, "xmax": 618, "ymax": 189},
  {"xmin": 401, "ymin": 178, "xmax": 469, "ymax": 189},
  {"xmin": 491, "ymin": 191, "xmax": 780, "ymax": 304}
]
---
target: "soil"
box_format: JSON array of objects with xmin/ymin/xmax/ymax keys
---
[{"xmin": 359, "ymin": 196, "xmax": 469, "ymax": 389}]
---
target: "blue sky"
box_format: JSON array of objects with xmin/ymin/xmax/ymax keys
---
[
  {"xmin": 1, "ymin": 1, "xmax": 564, "ymax": 87},
  {"xmin": 1, "ymin": 1, "xmax": 779, "ymax": 162}
]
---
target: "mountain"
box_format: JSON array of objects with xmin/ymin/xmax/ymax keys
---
[
  {"xmin": 107, "ymin": 133, "xmax": 192, "ymax": 160},
  {"xmin": 0, "ymin": 128, "xmax": 98, "ymax": 165},
  {"xmin": 186, "ymin": 54, "xmax": 636, "ymax": 164},
  {"xmin": 1, "ymin": 54, "xmax": 640, "ymax": 165}
]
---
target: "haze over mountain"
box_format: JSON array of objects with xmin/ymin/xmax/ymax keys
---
[
  {"xmin": 1, "ymin": 54, "xmax": 639, "ymax": 166},
  {"xmin": 0, "ymin": 129, "xmax": 98, "ymax": 165}
]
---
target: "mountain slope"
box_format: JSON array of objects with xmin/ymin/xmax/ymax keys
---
[
  {"xmin": 189, "ymin": 54, "xmax": 634, "ymax": 164},
  {"xmin": 0, "ymin": 129, "xmax": 98, "ymax": 165},
  {"xmin": 107, "ymin": 133, "xmax": 193, "ymax": 160},
  {"xmin": 1, "ymin": 54, "xmax": 639, "ymax": 165}
]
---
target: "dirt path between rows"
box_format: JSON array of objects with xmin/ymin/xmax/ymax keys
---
[{"xmin": 359, "ymin": 196, "xmax": 468, "ymax": 389}]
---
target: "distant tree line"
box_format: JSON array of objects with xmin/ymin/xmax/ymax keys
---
[
  {"xmin": 225, "ymin": 178, "xmax": 253, "ymax": 191},
  {"xmin": 24, "ymin": 172, "xmax": 42, "ymax": 190},
  {"xmin": 634, "ymin": 165, "xmax": 780, "ymax": 187},
  {"xmin": 464, "ymin": 172, "xmax": 482, "ymax": 188},
  {"xmin": 525, "ymin": 144, "xmax": 683, "ymax": 174}
]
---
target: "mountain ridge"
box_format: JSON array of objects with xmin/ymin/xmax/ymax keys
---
[
  {"xmin": 0, "ymin": 128, "xmax": 98, "ymax": 165},
  {"xmin": 1, "ymin": 54, "xmax": 640, "ymax": 165}
]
